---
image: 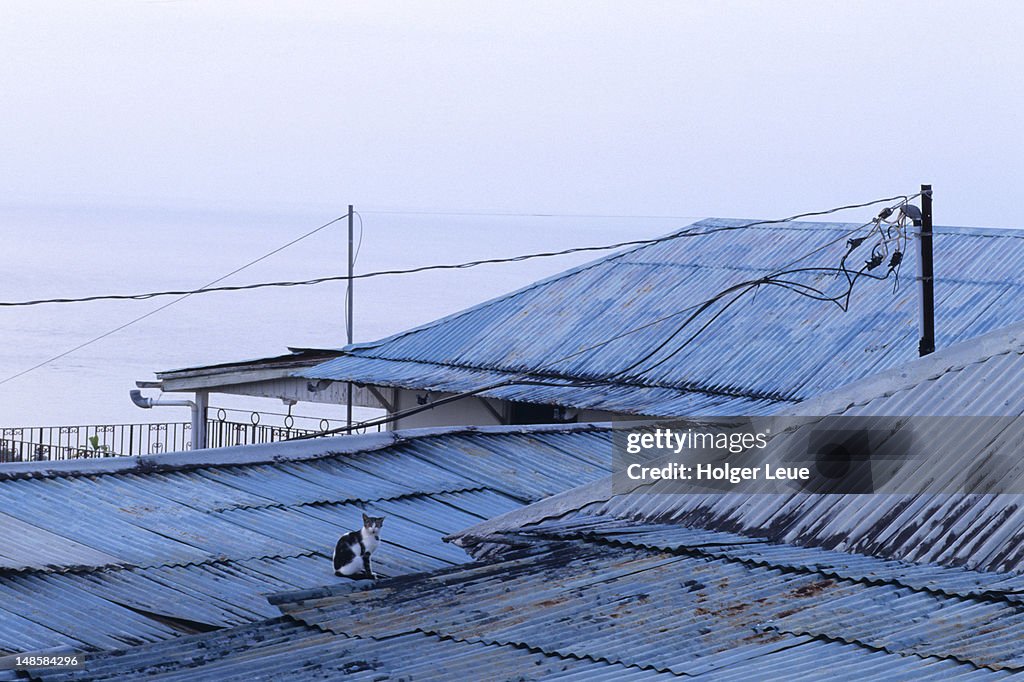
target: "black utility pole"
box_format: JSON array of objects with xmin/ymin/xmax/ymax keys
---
[
  {"xmin": 917, "ymin": 185, "xmax": 935, "ymax": 356},
  {"xmin": 347, "ymin": 205, "xmax": 354, "ymax": 433}
]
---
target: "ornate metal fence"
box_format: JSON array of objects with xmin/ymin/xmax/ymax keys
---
[
  {"xmin": 0, "ymin": 410, "xmax": 381, "ymax": 463},
  {"xmin": 0, "ymin": 423, "xmax": 192, "ymax": 462}
]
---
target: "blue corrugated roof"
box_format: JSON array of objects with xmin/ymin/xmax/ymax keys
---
[
  {"xmin": 30, "ymin": 618, "xmax": 673, "ymax": 682},
  {"xmin": 30, "ymin": 538, "xmax": 1018, "ymax": 680},
  {"xmin": 16, "ymin": 320, "xmax": 1024, "ymax": 678},
  {"xmin": 340, "ymin": 324, "xmax": 1024, "ymax": 678},
  {"xmin": 786, "ymin": 318, "xmax": 1024, "ymax": 418},
  {"xmin": 0, "ymin": 424, "xmax": 613, "ymax": 655},
  {"xmin": 456, "ymin": 321, "xmax": 1024, "ymax": 576},
  {"xmin": 268, "ymin": 540, "xmax": 1017, "ymax": 677},
  {"xmin": 18, "ymin": 409, "xmax": 1024, "ymax": 678},
  {"xmin": 301, "ymin": 219, "xmax": 1024, "ymax": 416},
  {"xmin": 498, "ymin": 515, "xmax": 1024, "ymax": 603}
]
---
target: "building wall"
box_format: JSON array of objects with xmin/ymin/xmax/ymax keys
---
[
  {"xmin": 389, "ymin": 388, "xmax": 625, "ymax": 430},
  {"xmin": 391, "ymin": 389, "xmax": 506, "ymax": 430},
  {"xmin": 213, "ymin": 378, "xmax": 384, "ymax": 408}
]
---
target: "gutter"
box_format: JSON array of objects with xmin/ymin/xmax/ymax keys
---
[{"xmin": 130, "ymin": 389, "xmax": 207, "ymax": 451}]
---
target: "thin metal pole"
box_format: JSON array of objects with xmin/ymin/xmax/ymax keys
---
[
  {"xmin": 917, "ymin": 185, "xmax": 935, "ymax": 356},
  {"xmin": 192, "ymin": 390, "xmax": 208, "ymax": 450},
  {"xmin": 347, "ymin": 205, "xmax": 354, "ymax": 434}
]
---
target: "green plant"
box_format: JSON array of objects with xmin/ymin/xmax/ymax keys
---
[{"xmin": 87, "ymin": 435, "xmax": 110, "ymax": 455}]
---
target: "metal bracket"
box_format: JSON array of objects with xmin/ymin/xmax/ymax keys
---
[
  {"xmin": 366, "ymin": 385, "xmax": 397, "ymax": 413},
  {"xmin": 477, "ymin": 397, "xmax": 507, "ymax": 425}
]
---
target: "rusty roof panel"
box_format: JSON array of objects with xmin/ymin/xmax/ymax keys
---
[
  {"xmin": 31, "ymin": 619, "xmax": 670, "ymax": 682},
  {"xmin": 279, "ymin": 542, "xmax": 1018, "ymax": 676}
]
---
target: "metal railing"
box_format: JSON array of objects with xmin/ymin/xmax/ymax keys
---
[
  {"xmin": 0, "ymin": 410, "xmax": 382, "ymax": 463},
  {"xmin": 0, "ymin": 437, "xmax": 95, "ymax": 462},
  {"xmin": 0, "ymin": 423, "xmax": 190, "ymax": 462}
]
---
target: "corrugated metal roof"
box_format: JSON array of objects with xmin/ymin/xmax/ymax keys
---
[
  {"xmin": 331, "ymin": 324, "xmax": 1024, "ymax": 679},
  {"xmin": 0, "ymin": 424, "xmax": 613, "ymax": 655},
  {"xmin": 30, "ymin": 538, "xmax": 1015, "ymax": 680},
  {"xmin": 155, "ymin": 349, "xmax": 338, "ymax": 379},
  {"xmin": 460, "ymin": 484, "xmax": 1024, "ymax": 578},
  {"xmin": 17, "ymin": 422, "xmax": 1024, "ymax": 679},
  {"xmin": 301, "ymin": 219, "xmax": 1024, "ymax": 416},
  {"xmin": 30, "ymin": 618, "xmax": 671, "ymax": 682},
  {"xmin": 455, "ymin": 321, "xmax": 1024, "ymax": 576},
  {"xmin": 786, "ymin": 319, "xmax": 1024, "ymax": 418},
  {"xmin": 271, "ymin": 541, "xmax": 1017, "ymax": 677},
  {"xmin": 15, "ymin": 317, "xmax": 1024, "ymax": 679},
  {"xmin": 503, "ymin": 515, "xmax": 1024, "ymax": 601}
]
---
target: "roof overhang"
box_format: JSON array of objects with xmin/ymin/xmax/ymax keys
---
[
  {"xmin": 150, "ymin": 349, "xmax": 343, "ymax": 392},
  {"xmin": 299, "ymin": 354, "xmax": 791, "ymax": 418}
]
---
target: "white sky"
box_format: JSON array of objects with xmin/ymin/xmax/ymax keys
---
[{"xmin": 2, "ymin": 0, "xmax": 1022, "ymax": 226}]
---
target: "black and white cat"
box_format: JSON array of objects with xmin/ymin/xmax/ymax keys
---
[{"xmin": 332, "ymin": 513, "xmax": 385, "ymax": 580}]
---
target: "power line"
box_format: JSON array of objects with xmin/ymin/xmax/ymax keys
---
[
  {"xmin": 600, "ymin": 204, "xmax": 918, "ymax": 383},
  {"xmin": 296, "ymin": 195, "xmax": 919, "ymax": 438},
  {"xmin": 470, "ymin": 215, "xmax": 885, "ymax": 373},
  {"xmin": 0, "ymin": 193, "xmax": 914, "ymax": 390},
  {"xmin": 0, "ymin": 194, "xmax": 911, "ymax": 309},
  {"xmin": 0, "ymin": 212, "xmax": 350, "ymax": 387},
  {"xmin": 330, "ymin": 265, "xmax": 893, "ymax": 437}
]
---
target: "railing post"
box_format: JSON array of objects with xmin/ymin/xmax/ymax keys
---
[{"xmin": 191, "ymin": 391, "xmax": 208, "ymax": 451}]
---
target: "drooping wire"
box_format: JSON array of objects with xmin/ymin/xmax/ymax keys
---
[
  {"xmin": 353, "ymin": 210, "xmax": 365, "ymax": 266},
  {"xmin": 0, "ymin": 194, "xmax": 916, "ymax": 391},
  {"xmin": 0, "ymin": 194, "xmax": 911, "ymax": 309},
  {"xmin": 294, "ymin": 194, "xmax": 921, "ymax": 438},
  {"xmin": 604, "ymin": 201, "xmax": 918, "ymax": 383},
  {"xmin": 0, "ymin": 212, "xmax": 350, "ymax": 387}
]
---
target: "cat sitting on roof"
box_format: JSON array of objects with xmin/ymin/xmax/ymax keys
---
[{"xmin": 333, "ymin": 513, "xmax": 385, "ymax": 580}]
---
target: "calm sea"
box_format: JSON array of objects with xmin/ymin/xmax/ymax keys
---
[{"xmin": 0, "ymin": 204, "xmax": 679, "ymax": 429}]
